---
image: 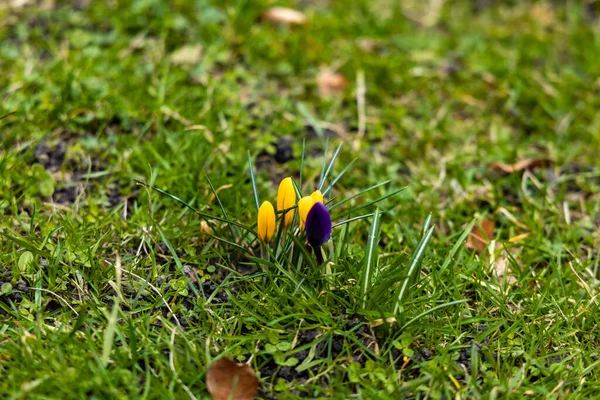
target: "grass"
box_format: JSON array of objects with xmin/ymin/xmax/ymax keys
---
[{"xmin": 1, "ymin": 0, "xmax": 600, "ymax": 398}]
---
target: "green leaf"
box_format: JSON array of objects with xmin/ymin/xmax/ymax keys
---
[
  {"xmin": 247, "ymin": 151, "xmax": 260, "ymax": 211},
  {"xmin": 394, "ymin": 224, "xmax": 434, "ymax": 315},
  {"xmin": 39, "ymin": 175, "xmax": 55, "ymax": 197},
  {"xmin": 1, "ymin": 283, "xmax": 12, "ymax": 295},
  {"xmin": 18, "ymin": 251, "xmax": 35, "ymax": 273},
  {"xmin": 360, "ymin": 208, "xmax": 381, "ymax": 310},
  {"xmin": 282, "ymin": 357, "xmax": 299, "ymax": 367}
]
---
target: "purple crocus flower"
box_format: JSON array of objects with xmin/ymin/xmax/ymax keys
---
[{"xmin": 305, "ymin": 202, "xmax": 332, "ymax": 264}]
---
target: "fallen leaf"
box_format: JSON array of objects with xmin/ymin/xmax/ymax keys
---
[
  {"xmin": 209, "ymin": 184, "xmax": 233, "ymax": 204},
  {"xmin": 368, "ymin": 317, "xmax": 397, "ymax": 327},
  {"xmin": 261, "ymin": 7, "xmax": 307, "ymax": 26},
  {"xmin": 170, "ymin": 44, "xmax": 203, "ymax": 65},
  {"xmin": 466, "ymin": 218, "xmax": 494, "ymax": 254},
  {"xmin": 206, "ymin": 358, "xmax": 258, "ymax": 400},
  {"xmin": 317, "ymin": 69, "xmax": 347, "ymax": 97},
  {"xmin": 187, "ymin": 267, "xmax": 199, "ymax": 283},
  {"xmin": 508, "ymin": 232, "xmax": 530, "ymax": 243},
  {"xmin": 489, "ymin": 159, "xmax": 552, "ymax": 174},
  {"xmin": 493, "ymin": 249, "xmax": 517, "ymax": 286},
  {"xmin": 200, "ymin": 220, "xmax": 213, "ymax": 235}
]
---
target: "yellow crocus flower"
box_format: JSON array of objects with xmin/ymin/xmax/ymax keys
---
[
  {"xmin": 298, "ymin": 196, "xmax": 315, "ymax": 232},
  {"xmin": 257, "ymin": 201, "xmax": 276, "ymax": 242},
  {"xmin": 277, "ymin": 177, "xmax": 296, "ymax": 228},
  {"xmin": 310, "ymin": 190, "xmax": 324, "ymax": 204}
]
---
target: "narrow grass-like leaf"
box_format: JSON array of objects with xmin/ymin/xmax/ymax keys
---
[
  {"xmin": 102, "ymin": 302, "xmax": 120, "ymax": 367},
  {"xmin": 205, "ymin": 175, "xmax": 236, "ymax": 239},
  {"xmin": 335, "ymin": 221, "xmax": 349, "ymax": 261},
  {"xmin": 338, "ymin": 187, "xmax": 406, "ymax": 217},
  {"xmin": 439, "ymin": 219, "xmax": 475, "ymax": 274},
  {"xmin": 136, "ymin": 180, "xmax": 258, "ymax": 237},
  {"xmin": 322, "ymin": 158, "xmax": 356, "ymax": 197},
  {"xmin": 1, "ymin": 232, "xmax": 53, "ymax": 259},
  {"xmin": 247, "ymin": 151, "xmax": 260, "ymax": 211},
  {"xmin": 297, "ymin": 102, "xmax": 323, "ymax": 138},
  {"xmin": 157, "ymin": 226, "xmax": 184, "ymax": 272},
  {"xmin": 422, "ymin": 214, "xmax": 432, "ymax": 235},
  {"xmin": 331, "ymin": 213, "xmax": 375, "ymax": 229},
  {"xmin": 289, "ymin": 233, "xmax": 318, "ymax": 271},
  {"xmin": 0, "ymin": 111, "xmax": 15, "ymax": 120},
  {"xmin": 328, "ymin": 180, "xmax": 391, "ymax": 211},
  {"xmin": 318, "ymin": 143, "xmax": 342, "ymax": 192},
  {"xmin": 318, "ymin": 139, "xmax": 329, "ymax": 190},
  {"xmin": 249, "ymin": 254, "xmax": 326, "ymax": 314},
  {"xmin": 400, "ymin": 299, "xmax": 469, "ymax": 330},
  {"xmin": 360, "ymin": 208, "xmax": 381, "ymax": 310},
  {"xmin": 299, "ymin": 139, "xmax": 306, "ymax": 189},
  {"xmin": 394, "ymin": 224, "xmax": 434, "ymax": 314}
]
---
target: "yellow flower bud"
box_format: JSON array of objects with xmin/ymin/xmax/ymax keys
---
[
  {"xmin": 298, "ymin": 196, "xmax": 315, "ymax": 232},
  {"xmin": 257, "ymin": 201, "xmax": 276, "ymax": 242},
  {"xmin": 277, "ymin": 177, "xmax": 296, "ymax": 228},
  {"xmin": 310, "ymin": 190, "xmax": 324, "ymax": 204}
]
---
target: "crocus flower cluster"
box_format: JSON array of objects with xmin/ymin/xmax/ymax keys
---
[{"xmin": 257, "ymin": 177, "xmax": 332, "ymax": 264}]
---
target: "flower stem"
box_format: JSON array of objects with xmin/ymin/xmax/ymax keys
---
[{"xmin": 314, "ymin": 245, "xmax": 324, "ymax": 265}]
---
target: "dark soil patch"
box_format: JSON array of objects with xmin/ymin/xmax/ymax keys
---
[{"xmin": 34, "ymin": 139, "xmax": 67, "ymax": 173}]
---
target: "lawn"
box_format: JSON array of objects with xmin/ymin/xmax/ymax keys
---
[{"xmin": 1, "ymin": 0, "xmax": 600, "ymax": 399}]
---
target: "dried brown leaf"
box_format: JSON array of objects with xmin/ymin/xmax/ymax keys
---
[
  {"xmin": 466, "ymin": 218, "xmax": 494, "ymax": 254},
  {"xmin": 261, "ymin": 7, "xmax": 307, "ymax": 26},
  {"xmin": 209, "ymin": 184, "xmax": 233, "ymax": 204},
  {"xmin": 493, "ymin": 250, "xmax": 517, "ymax": 286},
  {"xmin": 317, "ymin": 69, "xmax": 347, "ymax": 97},
  {"xmin": 200, "ymin": 220, "xmax": 213, "ymax": 235},
  {"xmin": 368, "ymin": 317, "xmax": 397, "ymax": 327},
  {"xmin": 490, "ymin": 158, "xmax": 552, "ymax": 174},
  {"xmin": 206, "ymin": 358, "xmax": 258, "ymax": 400}
]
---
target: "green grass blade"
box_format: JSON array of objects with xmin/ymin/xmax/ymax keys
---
[
  {"xmin": 360, "ymin": 207, "xmax": 381, "ymax": 310},
  {"xmin": 318, "ymin": 139, "xmax": 329, "ymax": 190},
  {"xmin": 394, "ymin": 225, "xmax": 434, "ymax": 314},
  {"xmin": 297, "ymin": 102, "xmax": 323, "ymax": 138},
  {"xmin": 136, "ymin": 179, "xmax": 258, "ymax": 237},
  {"xmin": 439, "ymin": 219, "xmax": 475, "ymax": 274},
  {"xmin": 205, "ymin": 175, "xmax": 236, "ymax": 238},
  {"xmin": 299, "ymin": 139, "xmax": 306, "ymax": 190},
  {"xmin": 322, "ymin": 158, "xmax": 356, "ymax": 197},
  {"xmin": 338, "ymin": 187, "xmax": 406, "ymax": 217},
  {"xmin": 331, "ymin": 213, "xmax": 375, "ymax": 229},
  {"xmin": 318, "ymin": 143, "xmax": 342, "ymax": 192},
  {"xmin": 102, "ymin": 302, "xmax": 120, "ymax": 367},
  {"xmin": 247, "ymin": 151, "xmax": 260, "ymax": 211},
  {"xmin": 328, "ymin": 180, "xmax": 391, "ymax": 211},
  {"xmin": 157, "ymin": 226, "xmax": 184, "ymax": 272},
  {"xmin": 400, "ymin": 299, "xmax": 469, "ymax": 330}
]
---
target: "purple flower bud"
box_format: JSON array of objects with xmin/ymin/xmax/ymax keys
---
[{"xmin": 305, "ymin": 202, "xmax": 332, "ymax": 250}]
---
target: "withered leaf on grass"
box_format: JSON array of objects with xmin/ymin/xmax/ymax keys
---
[
  {"xmin": 317, "ymin": 69, "xmax": 347, "ymax": 97},
  {"xmin": 490, "ymin": 159, "xmax": 553, "ymax": 174},
  {"xmin": 493, "ymin": 249, "xmax": 517, "ymax": 286},
  {"xmin": 261, "ymin": 7, "xmax": 307, "ymax": 26},
  {"xmin": 206, "ymin": 358, "xmax": 259, "ymax": 400},
  {"xmin": 170, "ymin": 45, "xmax": 203, "ymax": 65},
  {"xmin": 466, "ymin": 218, "xmax": 494, "ymax": 254}
]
